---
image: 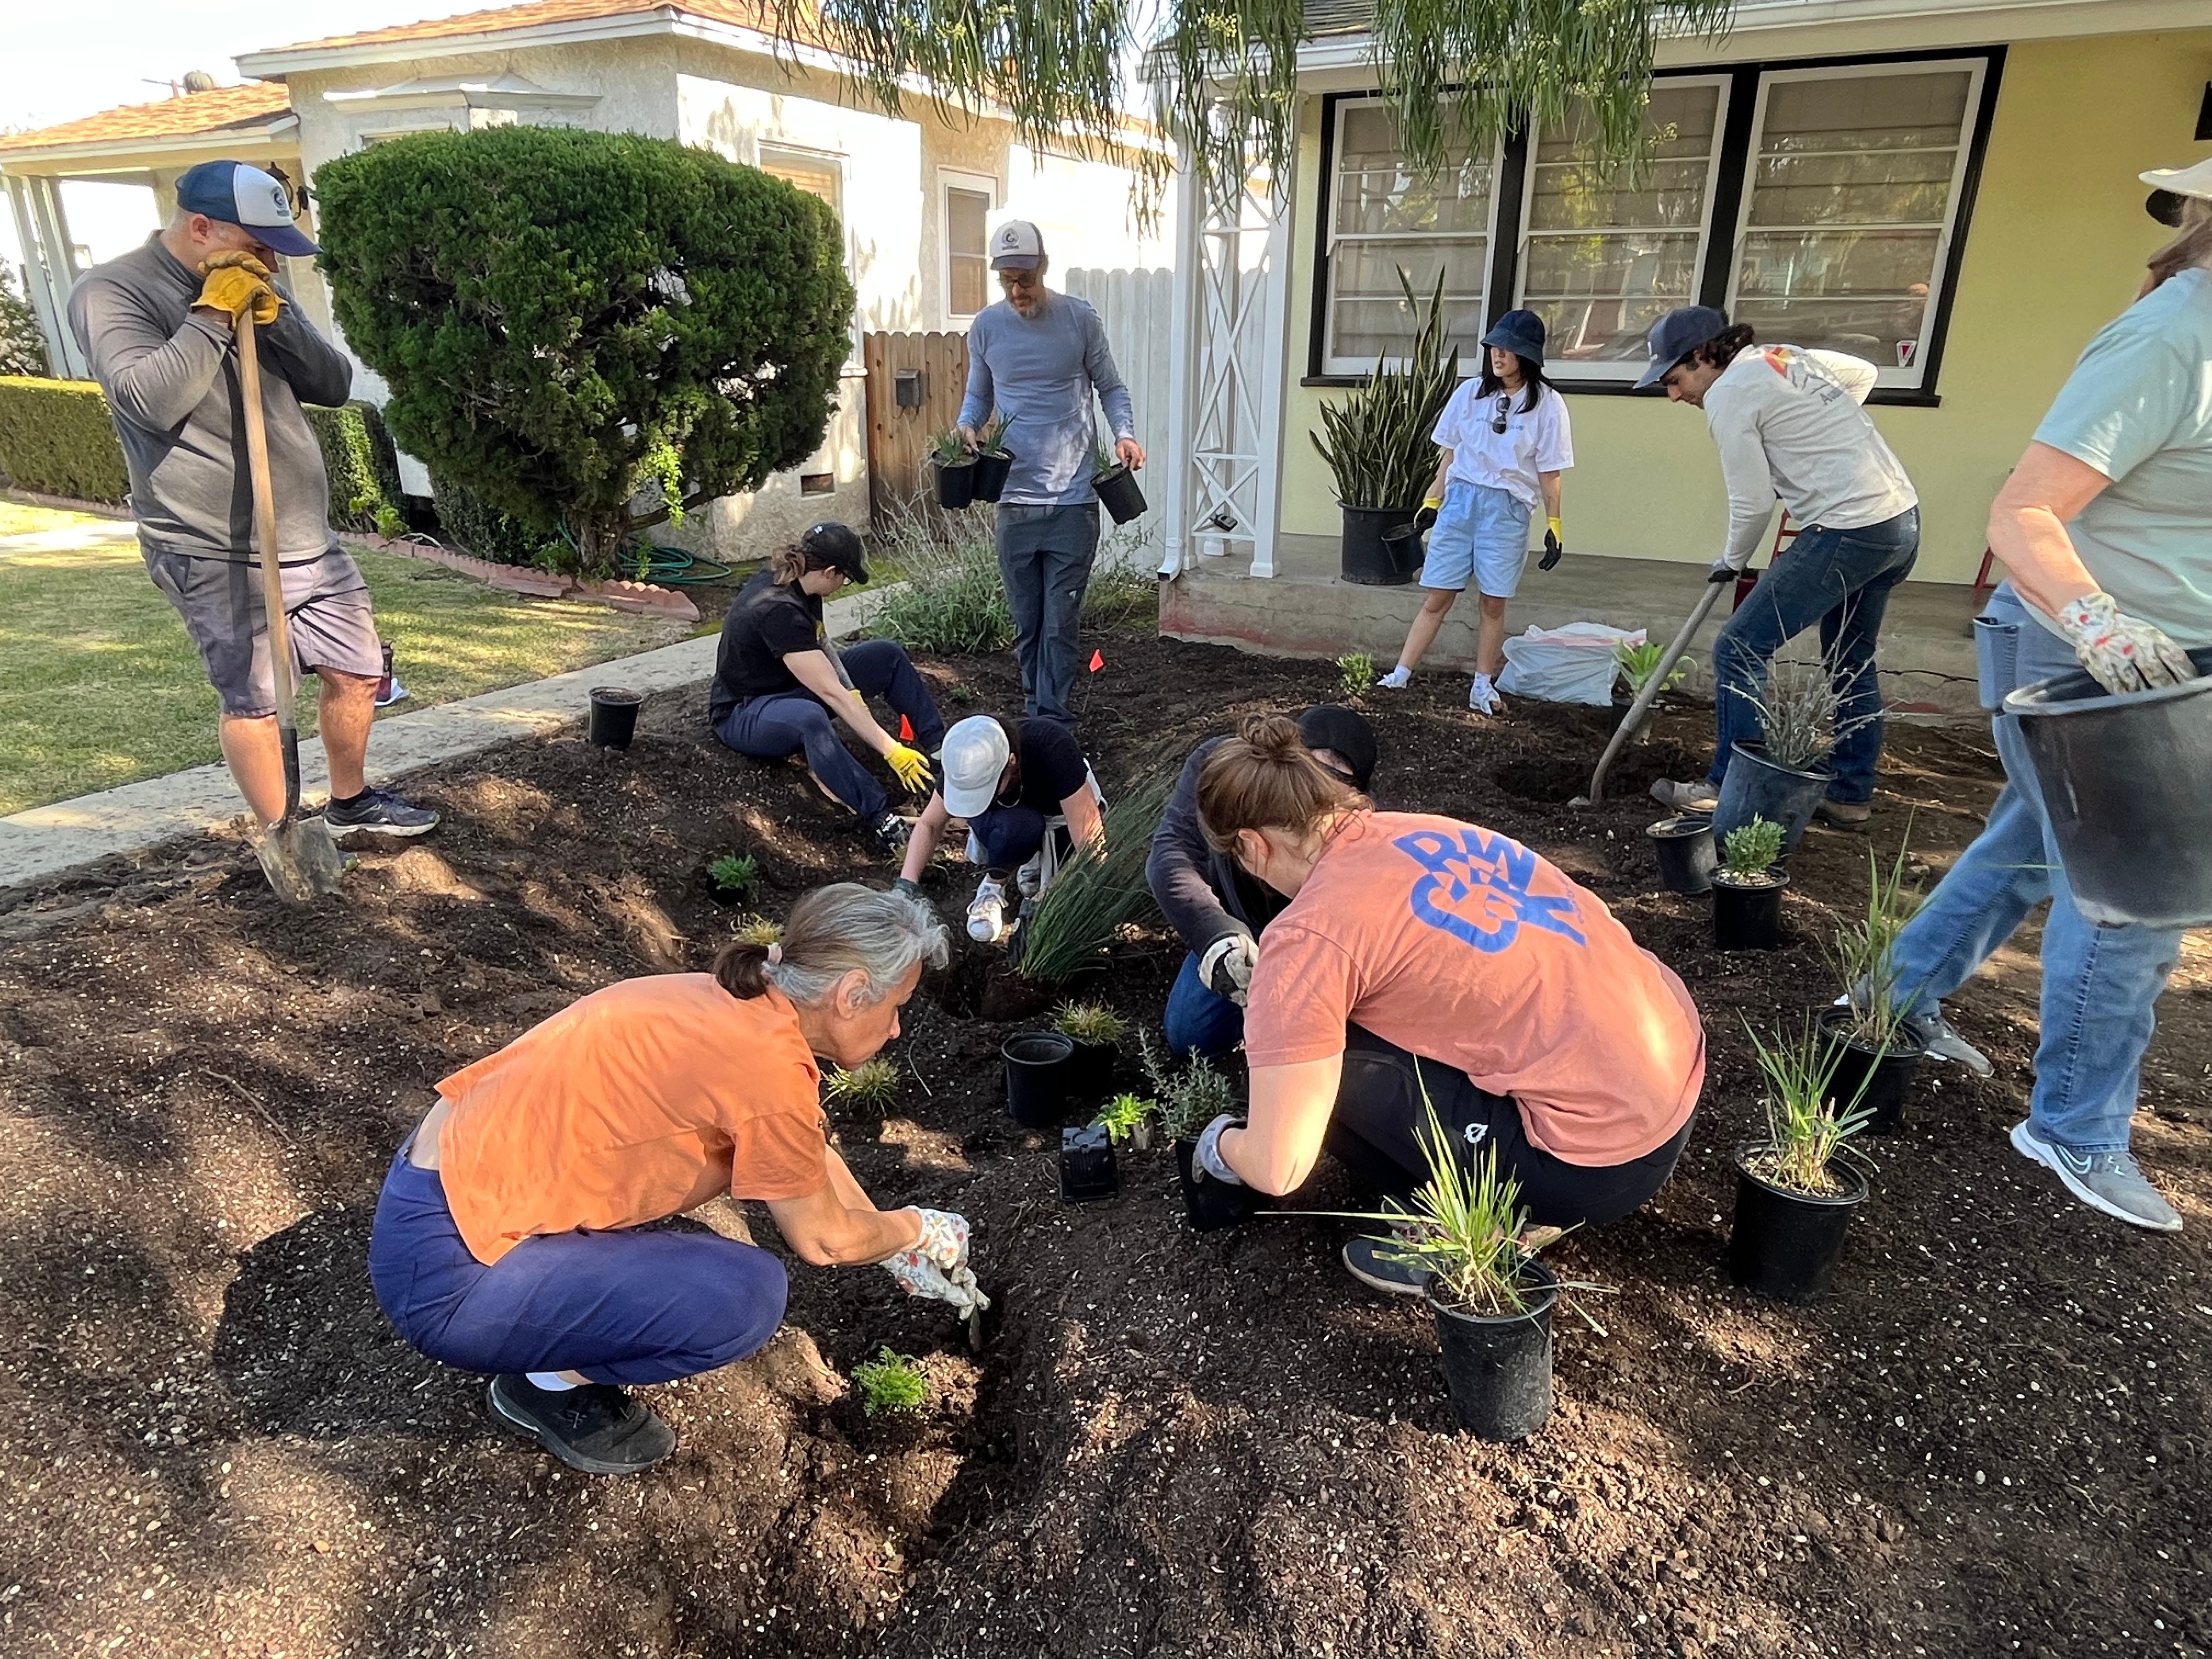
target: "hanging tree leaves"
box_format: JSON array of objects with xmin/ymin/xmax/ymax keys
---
[{"xmin": 775, "ymin": 0, "xmax": 1736, "ymax": 210}]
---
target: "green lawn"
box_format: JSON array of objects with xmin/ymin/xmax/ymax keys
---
[
  {"xmin": 0, "ymin": 542, "xmax": 685, "ymax": 816},
  {"xmin": 0, "ymin": 500, "xmax": 116, "ymax": 538}
]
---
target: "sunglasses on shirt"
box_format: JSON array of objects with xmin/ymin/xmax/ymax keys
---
[{"xmin": 1489, "ymin": 392, "xmax": 1512, "ymax": 435}]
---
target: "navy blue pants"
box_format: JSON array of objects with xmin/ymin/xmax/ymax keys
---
[
  {"xmin": 715, "ymin": 640, "xmax": 945, "ymax": 819},
  {"xmin": 969, "ymin": 803, "xmax": 1051, "ymax": 876},
  {"xmin": 368, "ymin": 1147, "xmax": 788, "ymax": 1387}
]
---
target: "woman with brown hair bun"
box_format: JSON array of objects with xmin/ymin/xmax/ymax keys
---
[{"xmin": 1191, "ymin": 716, "xmax": 1706, "ymax": 1294}]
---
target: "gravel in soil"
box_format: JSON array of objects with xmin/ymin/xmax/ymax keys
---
[{"xmin": 0, "ymin": 627, "xmax": 2206, "ymax": 1659}]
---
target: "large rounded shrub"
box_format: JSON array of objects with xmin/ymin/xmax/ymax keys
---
[{"xmin": 315, "ymin": 126, "xmax": 855, "ymax": 569}]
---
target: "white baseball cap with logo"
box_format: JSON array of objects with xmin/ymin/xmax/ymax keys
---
[
  {"xmin": 989, "ymin": 219, "xmax": 1046, "ymax": 271},
  {"xmin": 174, "ymin": 159, "xmax": 320, "ymax": 257},
  {"xmin": 939, "ymin": 715, "xmax": 1012, "ymax": 817},
  {"xmin": 2141, "ymin": 157, "xmax": 2212, "ymax": 202}
]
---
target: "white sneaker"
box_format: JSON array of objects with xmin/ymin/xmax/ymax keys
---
[
  {"xmin": 1376, "ymin": 666, "xmax": 1412, "ymax": 690},
  {"xmin": 967, "ymin": 876, "xmax": 1010, "ymax": 944},
  {"xmin": 1468, "ymin": 674, "xmax": 1504, "ymax": 716}
]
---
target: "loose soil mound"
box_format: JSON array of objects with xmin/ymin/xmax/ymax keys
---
[{"xmin": 0, "ymin": 630, "xmax": 2205, "ymax": 1659}]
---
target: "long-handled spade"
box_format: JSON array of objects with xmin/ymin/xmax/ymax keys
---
[
  {"xmin": 237, "ymin": 310, "xmax": 347, "ymax": 904},
  {"xmin": 1571, "ymin": 580, "xmax": 1726, "ymax": 808}
]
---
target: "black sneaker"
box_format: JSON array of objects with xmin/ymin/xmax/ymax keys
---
[
  {"xmin": 867, "ymin": 810, "xmax": 912, "ymax": 858},
  {"xmin": 324, "ymin": 786, "xmax": 441, "ymax": 839},
  {"xmin": 488, "ymin": 1374, "xmax": 676, "ymax": 1475},
  {"xmin": 1342, "ymin": 1233, "xmax": 1435, "ymax": 1297}
]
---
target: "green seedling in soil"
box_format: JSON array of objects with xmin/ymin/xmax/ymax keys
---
[
  {"xmin": 1053, "ymin": 1001, "xmax": 1127, "ymax": 1046},
  {"xmin": 929, "ymin": 428, "xmax": 971, "ymax": 467},
  {"xmin": 826, "ymin": 1057, "xmax": 900, "ymax": 1110},
  {"xmin": 1017, "ymin": 777, "xmax": 1168, "ymax": 986},
  {"xmin": 1092, "ymin": 1091, "xmax": 1157, "ymax": 1147},
  {"xmin": 1742, "ymin": 1015, "xmax": 1876, "ymax": 1197},
  {"xmin": 1139, "ymin": 1029, "xmax": 1241, "ymax": 1141},
  {"xmin": 976, "ymin": 411, "xmax": 1013, "ymax": 457},
  {"xmin": 731, "ymin": 914, "xmax": 782, "ymax": 946},
  {"xmin": 1089, "ymin": 436, "xmax": 1123, "ymax": 479},
  {"xmin": 1336, "ymin": 652, "xmax": 1376, "ymax": 699},
  {"xmin": 1720, "ymin": 816, "xmax": 1784, "ymax": 880},
  {"xmin": 708, "ymin": 853, "xmax": 759, "ymax": 897},
  {"xmin": 851, "ymin": 1347, "xmax": 927, "ymax": 1416},
  {"xmin": 1828, "ymin": 827, "xmax": 1926, "ymax": 1053},
  {"xmin": 1615, "ymin": 639, "xmax": 1692, "ymax": 698},
  {"xmin": 949, "ymin": 684, "xmax": 975, "ymax": 705}
]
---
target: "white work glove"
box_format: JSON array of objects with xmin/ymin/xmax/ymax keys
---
[
  {"xmin": 881, "ymin": 1207, "xmax": 989, "ymax": 1318},
  {"xmin": 2056, "ymin": 591, "xmax": 2196, "ymax": 695},
  {"xmin": 1198, "ymin": 932, "xmax": 1257, "ymax": 1006},
  {"xmin": 1192, "ymin": 1113, "xmax": 1246, "ymax": 1186}
]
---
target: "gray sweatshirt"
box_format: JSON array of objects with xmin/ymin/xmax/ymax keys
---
[
  {"xmin": 67, "ymin": 238, "xmax": 353, "ymax": 563},
  {"xmin": 957, "ymin": 291, "xmax": 1136, "ymax": 506}
]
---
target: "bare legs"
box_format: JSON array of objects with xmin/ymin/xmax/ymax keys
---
[
  {"xmin": 218, "ymin": 669, "xmax": 379, "ymax": 826},
  {"xmin": 1474, "ymin": 594, "xmax": 1509, "ymax": 679},
  {"xmin": 1393, "ymin": 588, "xmax": 1460, "ymax": 674}
]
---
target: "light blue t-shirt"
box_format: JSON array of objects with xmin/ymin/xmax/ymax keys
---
[
  {"xmin": 957, "ymin": 291, "xmax": 1136, "ymax": 506},
  {"xmin": 2032, "ymin": 266, "xmax": 2212, "ymax": 646}
]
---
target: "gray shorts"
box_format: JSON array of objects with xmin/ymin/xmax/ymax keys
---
[{"xmin": 143, "ymin": 547, "xmax": 382, "ymax": 718}]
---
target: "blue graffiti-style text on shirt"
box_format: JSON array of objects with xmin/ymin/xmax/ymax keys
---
[{"xmin": 1393, "ymin": 827, "xmax": 1587, "ymax": 953}]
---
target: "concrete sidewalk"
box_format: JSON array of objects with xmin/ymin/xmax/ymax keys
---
[
  {"xmin": 0, "ymin": 520, "xmax": 140, "ymax": 556},
  {"xmin": 0, "ymin": 586, "xmax": 884, "ymax": 892}
]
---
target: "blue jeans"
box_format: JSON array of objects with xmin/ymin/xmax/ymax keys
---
[
  {"xmin": 1709, "ymin": 507, "xmax": 1920, "ymax": 805},
  {"xmin": 996, "ymin": 503, "xmax": 1099, "ymax": 727},
  {"xmin": 714, "ymin": 639, "xmax": 944, "ymax": 820},
  {"xmin": 1888, "ymin": 586, "xmax": 2184, "ymax": 1153},
  {"xmin": 1165, "ymin": 950, "xmax": 1245, "ymax": 1058},
  {"xmin": 368, "ymin": 1148, "xmax": 787, "ymax": 1386}
]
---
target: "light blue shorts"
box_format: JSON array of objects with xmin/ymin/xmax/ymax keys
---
[{"xmin": 1420, "ymin": 481, "xmax": 1532, "ymax": 598}]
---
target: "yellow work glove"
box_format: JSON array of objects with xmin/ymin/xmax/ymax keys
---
[
  {"xmin": 884, "ymin": 742, "xmax": 935, "ymax": 794},
  {"xmin": 195, "ymin": 251, "xmax": 283, "ymax": 325}
]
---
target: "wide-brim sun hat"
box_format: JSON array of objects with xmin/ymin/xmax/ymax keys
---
[
  {"xmin": 2140, "ymin": 158, "xmax": 2212, "ymax": 201},
  {"xmin": 1479, "ymin": 309, "xmax": 1547, "ymax": 367},
  {"xmin": 1633, "ymin": 304, "xmax": 1731, "ymax": 391},
  {"xmin": 940, "ymin": 715, "xmax": 1012, "ymax": 818}
]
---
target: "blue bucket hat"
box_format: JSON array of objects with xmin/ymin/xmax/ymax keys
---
[
  {"xmin": 1479, "ymin": 309, "xmax": 1547, "ymax": 367},
  {"xmin": 1634, "ymin": 305, "xmax": 1731, "ymax": 390}
]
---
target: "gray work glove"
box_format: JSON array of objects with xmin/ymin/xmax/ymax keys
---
[
  {"xmin": 1198, "ymin": 932, "xmax": 1257, "ymax": 1006},
  {"xmin": 1193, "ymin": 1113, "xmax": 1246, "ymax": 1186},
  {"xmin": 1706, "ymin": 558, "xmax": 1741, "ymax": 584}
]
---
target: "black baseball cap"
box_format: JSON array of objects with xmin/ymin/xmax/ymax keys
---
[
  {"xmin": 1634, "ymin": 305, "xmax": 1731, "ymax": 391},
  {"xmin": 798, "ymin": 521, "xmax": 869, "ymax": 584}
]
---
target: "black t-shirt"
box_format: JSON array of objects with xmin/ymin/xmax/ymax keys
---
[
  {"xmin": 997, "ymin": 719, "xmax": 1090, "ymax": 814},
  {"xmin": 710, "ymin": 569, "xmax": 825, "ymax": 726}
]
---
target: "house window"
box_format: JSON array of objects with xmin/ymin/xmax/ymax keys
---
[
  {"xmin": 1728, "ymin": 61, "xmax": 1985, "ymax": 387},
  {"xmin": 941, "ymin": 171, "xmax": 996, "ymax": 322},
  {"xmin": 1322, "ymin": 100, "xmax": 1499, "ymax": 373},
  {"xmin": 1516, "ymin": 79, "xmax": 1730, "ymax": 379},
  {"xmin": 758, "ymin": 145, "xmax": 842, "ymax": 213}
]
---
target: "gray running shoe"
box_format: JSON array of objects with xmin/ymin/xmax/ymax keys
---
[
  {"xmin": 1650, "ymin": 778, "xmax": 1717, "ymax": 815},
  {"xmin": 2009, "ymin": 1121, "xmax": 2181, "ymax": 1233},
  {"xmin": 1835, "ymin": 991, "xmax": 1995, "ymax": 1078}
]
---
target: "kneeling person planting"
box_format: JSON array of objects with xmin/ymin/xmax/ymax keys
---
[
  {"xmin": 1190, "ymin": 716, "xmax": 1705, "ymax": 1292},
  {"xmin": 368, "ymin": 885, "xmax": 983, "ymax": 1475}
]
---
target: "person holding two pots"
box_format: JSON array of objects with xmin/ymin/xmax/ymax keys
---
[
  {"xmin": 1147, "ymin": 704, "xmax": 1379, "ymax": 1058},
  {"xmin": 370, "ymin": 884, "xmax": 983, "ymax": 1476},
  {"xmin": 1188, "ymin": 716, "xmax": 1705, "ymax": 1292},
  {"xmin": 1640, "ymin": 307, "xmax": 1918, "ymax": 830},
  {"xmin": 1375, "ymin": 311, "xmax": 1572, "ymax": 716},
  {"xmin": 710, "ymin": 522, "xmax": 943, "ymax": 856},
  {"xmin": 897, "ymin": 712, "xmax": 1105, "ymax": 944},
  {"xmin": 1878, "ymin": 159, "xmax": 2212, "ymax": 1235}
]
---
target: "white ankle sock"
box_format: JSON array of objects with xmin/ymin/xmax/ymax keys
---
[
  {"xmin": 1378, "ymin": 665, "xmax": 1411, "ymax": 689},
  {"xmin": 527, "ymin": 1370, "xmax": 580, "ymax": 1392}
]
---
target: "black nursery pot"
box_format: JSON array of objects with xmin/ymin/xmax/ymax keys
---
[
  {"xmin": 1064, "ymin": 1037, "xmax": 1116, "ymax": 1101},
  {"xmin": 934, "ymin": 457, "xmax": 978, "ymax": 510},
  {"xmin": 1816, "ymin": 1006, "xmax": 1929, "ymax": 1135},
  {"xmin": 1428, "ymin": 1259, "xmax": 1559, "ymax": 1443},
  {"xmin": 1728, "ymin": 1144, "xmax": 1867, "ymax": 1304},
  {"xmin": 1092, "ymin": 465, "xmax": 1148, "ymax": 526},
  {"xmin": 1711, "ymin": 870, "xmax": 1788, "ymax": 950},
  {"xmin": 972, "ymin": 449, "xmax": 1015, "ymax": 503},
  {"xmin": 1173, "ymin": 1136, "xmax": 1257, "ymax": 1232},
  {"xmin": 588, "ymin": 686, "xmax": 644, "ymax": 749},
  {"xmin": 1647, "ymin": 816, "xmax": 1717, "ymax": 896},
  {"xmin": 1059, "ymin": 1124, "xmax": 1120, "ymax": 1202},
  {"xmin": 1002, "ymin": 1032, "xmax": 1075, "ymax": 1127}
]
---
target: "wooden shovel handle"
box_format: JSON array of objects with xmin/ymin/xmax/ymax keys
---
[{"xmin": 235, "ymin": 313, "xmax": 304, "ymax": 814}]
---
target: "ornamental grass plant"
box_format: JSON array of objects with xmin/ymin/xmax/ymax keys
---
[{"xmin": 1741, "ymin": 1017, "xmax": 1875, "ymax": 1197}]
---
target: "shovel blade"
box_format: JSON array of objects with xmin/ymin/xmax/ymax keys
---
[{"xmin": 253, "ymin": 814, "xmax": 348, "ymax": 905}]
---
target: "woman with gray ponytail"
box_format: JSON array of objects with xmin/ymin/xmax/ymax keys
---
[{"xmin": 369, "ymin": 883, "xmax": 975, "ymax": 1476}]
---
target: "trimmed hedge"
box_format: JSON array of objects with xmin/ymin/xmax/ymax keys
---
[
  {"xmin": 304, "ymin": 400, "xmax": 402, "ymax": 532},
  {"xmin": 0, "ymin": 377, "xmax": 129, "ymax": 503},
  {"xmin": 427, "ymin": 467, "xmax": 549, "ymax": 567}
]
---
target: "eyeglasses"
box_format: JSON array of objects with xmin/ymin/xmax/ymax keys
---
[{"xmin": 1490, "ymin": 393, "xmax": 1512, "ymax": 435}]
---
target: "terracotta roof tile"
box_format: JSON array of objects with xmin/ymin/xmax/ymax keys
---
[
  {"xmin": 0, "ymin": 82, "xmax": 293, "ymax": 155},
  {"xmin": 262, "ymin": 0, "xmax": 801, "ymax": 55}
]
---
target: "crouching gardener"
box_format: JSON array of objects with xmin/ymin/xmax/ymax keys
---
[
  {"xmin": 369, "ymin": 884, "xmax": 982, "ymax": 1476},
  {"xmin": 1189, "ymin": 718, "xmax": 1704, "ymax": 1293},
  {"xmin": 1147, "ymin": 705, "xmax": 1378, "ymax": 1058}
]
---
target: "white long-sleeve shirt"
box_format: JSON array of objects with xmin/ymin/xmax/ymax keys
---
[{"xmin": 1703, "ymin": 345, "xmax": 1917, "ymax": 572}]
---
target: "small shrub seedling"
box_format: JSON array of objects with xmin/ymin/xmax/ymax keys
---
[
  {"xmin": 1139, "ymin": 1030, "xmax": 1241, "ymax": 1141},
  {"xmin": 1336, "ymin": 652, "xmax": 1376, "ymax": 699},
  {"xmin": 1736, "ymin": 657, "xmax": 1878, "ymax": 772},
  {"xmin": 1742, "ymin": 1016, "xmax": 1875, "ymax": 1197},
  {"xmin": 1092, "ymin": 1092, "xmax": 1157, "ymax": 1146},
  {"xmin": 1053, "ymin": 1001, "xmax": 1127, "ymax": 1046},
  {"xmin": 731, "ymin": 915, "xmax": 782, "ymax": 946},
  {"xmin": 1720, "ymin": 817, "xmax": 1784, "ymax": 881},
  {"xmin": 708, "ymin": 853, "xmax": 759, "ymax": 898},
  {"xmin": 850, "ymin": 1347, "xmax": 927, "ymax": 1416},
  {"xmin": 826, "ymin": 1057, "xmax": 900, "ymax": 1111},
  {"xmin": 1614, "ymin": 639, "xmax": 1691, "ymax": 699},
  {"xmin": 1829, "ymin": 831, "xmax": 1926, "ymax": 1053}
]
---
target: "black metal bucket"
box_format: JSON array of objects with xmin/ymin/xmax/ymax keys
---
[{"xmin": 1340, "ymin": 504, "xmax": 1419, "ymax": 586}]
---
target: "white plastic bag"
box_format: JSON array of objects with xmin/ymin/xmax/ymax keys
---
[{"xmin": 1496, "ymin": 622, "xmax": 1645, "ymax": 707}]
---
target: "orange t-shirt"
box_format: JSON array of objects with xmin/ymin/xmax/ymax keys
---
[
  {"xmin": 435, "ymin": 974, "xmax": 828, "ymax": 1265},
  {"xmin": 1243, "ymin": 812, "xmax": 1704, "ymax": 1165}
]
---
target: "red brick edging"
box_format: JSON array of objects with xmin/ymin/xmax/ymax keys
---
[{"xmin": 350, "ymin": 535, "xmax": 699, "ymax": 622}]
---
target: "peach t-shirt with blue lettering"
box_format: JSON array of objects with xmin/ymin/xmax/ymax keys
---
[{"xmin": 1243, "ymin": 811, "xmax": 1703, "ymax": 1165}]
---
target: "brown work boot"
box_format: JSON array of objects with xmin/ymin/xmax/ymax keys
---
[{"xmin": 1813, "ymin": 799, "xmax": 1872, "ymax": 829}]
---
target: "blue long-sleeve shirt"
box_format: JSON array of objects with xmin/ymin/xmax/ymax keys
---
[{"xmin": 957, "ymin": 292, "xmax": 1136, "ymax": 506}]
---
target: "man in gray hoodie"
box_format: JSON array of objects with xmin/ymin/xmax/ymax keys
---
[{"xmin": 67, "ymin": 159, "xmax": 437, "ymax": 839}]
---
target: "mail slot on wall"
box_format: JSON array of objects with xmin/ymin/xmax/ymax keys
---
[{"xmin": 894, "ymin": 369, "xmax": 925, "ymax": 409}]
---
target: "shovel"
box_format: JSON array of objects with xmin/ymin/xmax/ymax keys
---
[
  {"xmin": 1572, "ymin": 580, "xmax": 1726, "ymax": 808},
  {"xmin": 237, "ymin": 310, "xmax": 347, "ymax": 905}
]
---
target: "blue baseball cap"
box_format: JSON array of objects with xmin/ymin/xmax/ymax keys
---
[
  {"xmin": 1480, "ymin": 309, "xmax": 1547, "ymax": 366},
  {"xmin": 174, "ymin": 160, "xmax": 319, "ymax": 258},
  {"xmin": 1634, "ymin": 304, "xmax": 1729, "ymax": 390}
]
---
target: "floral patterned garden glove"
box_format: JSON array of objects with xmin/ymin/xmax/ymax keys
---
[{"xmin": 2057, "ymin": 591, "xmax": 2195, "ymax": 695}]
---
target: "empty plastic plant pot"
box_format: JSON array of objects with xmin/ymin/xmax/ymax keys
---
[
  {"xmin": 1728, "ymin": 1146, "xmax": 1867, "ymax": 1304},
  {"xmin": 1647, "ymin": 816, "xmax": 1718, "ymax": 895},
  {"xmin": 1064, "ymin": 1038, "xmax": 1116, "ymax": 1102},
  {"xmin": 1059, "ymin": 1124, "xmax": 1119, "ymax": 1202},
  {"xmin": 972, "ymin": 449, "xmax": 1015, "ymax": 503},
  {"xmin": 1002, "ymin": 1031, "xmax": 1075, "ymax": 1127},
  {"xmin": 1816, "ymin": 1005, "xmax": 1928, "ymax": 1136},
  {"xmin": 1379, "ymin": 521, "xmax": 1427, "ymax": 582},
  {"xmin": 1712, "ymin": 741, "xmax": 1832, "ymax": 853},
  {"xmin": 1174, "ymin": 1136, "xmax": 1256, "ymax": 1232},
  {"xmin": 588, "ymin": 686, "xmax": 644, "ymax": 749},
  {"xmin": 1091, "ymin": 465, "xmax": 1147, "ymax": 526},
  {"xmin": 935, "ymin": 458, "xmax": 978, "ymax": 511},
  {"xmin": 1427, "ymin": 1258, "xmax": 1559, "ymax": 1442},
  {"xmin": 1710, "ymin": 870, "xmax": 1788, "ymax": 951}
]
